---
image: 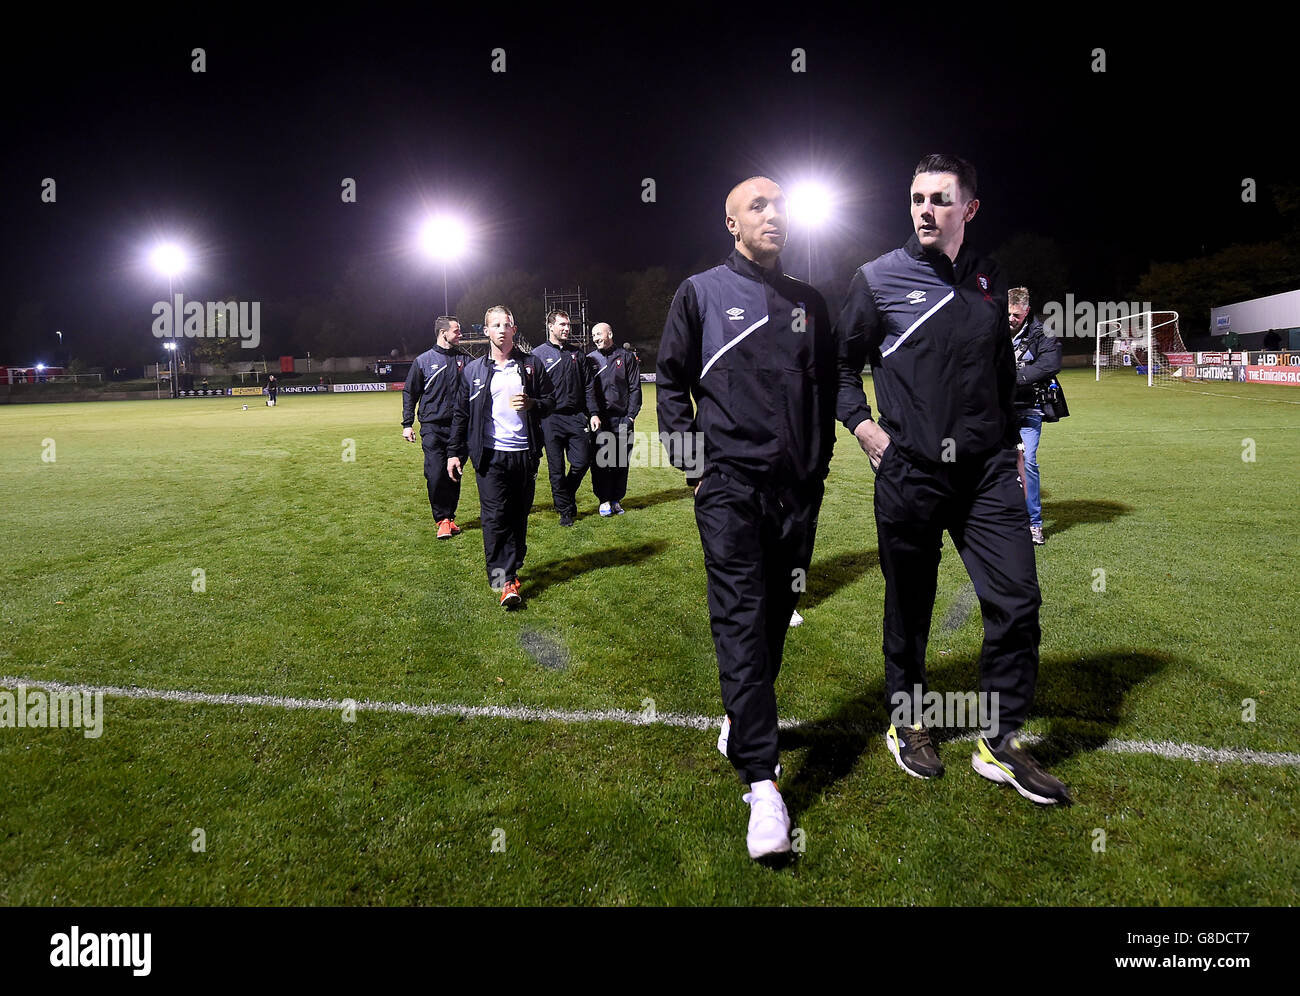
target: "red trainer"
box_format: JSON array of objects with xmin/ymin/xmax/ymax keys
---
[
  {"xmin": 448, "ymin": 519, "xmax": 462, "ymax": 535},
  {"xmin": 499, "ymin": 579, "xmax": 522, "ymax": 608},
  {"xmin": 436, "ymin": 519, "xmax": 453, "ymax": 540}
]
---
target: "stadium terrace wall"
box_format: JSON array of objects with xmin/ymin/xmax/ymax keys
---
[{"xmin": 197, "ymin": 357, "xmax": 377, "ymax": 376}]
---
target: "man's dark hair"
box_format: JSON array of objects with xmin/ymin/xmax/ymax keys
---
[
  {"xmin": 913, "ymin": 154, "xmax": 977, "ymax": 202},
  {"xmin": 434, "ymin": 315, "xmax": 459, "ymax": 335},
  {"xmin": 546, "ymin": 309, "xmax": 570, "ymax": 328}
]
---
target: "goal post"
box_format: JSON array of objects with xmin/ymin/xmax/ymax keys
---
[{"xmin": 1095, "ymin": 311, "xmax": 1185, "ymax": 386}]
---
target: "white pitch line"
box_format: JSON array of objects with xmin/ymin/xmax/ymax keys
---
[
  {"xmin": 4, "ymin": 675, "xmax": 1299, "ymax": 769},
  {"xmin": 1060, "ymin": 426, "xmax": 1300, "ymax": 435},
  {"xmin": 1155, "ymin": 385, "xmax": 1300, "ymax": 406}
]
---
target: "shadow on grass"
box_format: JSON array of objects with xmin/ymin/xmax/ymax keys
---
[
  {"xmin": 775, "ymin": 648, "xmax": 1173, "ymax": 821},
  {"xmin": 448, "ymin": 486, "xmax": 688, "ymax": 532},
  {"xmin": 522, "ymin": 540, "xmax": 670, "ymax": 599},
  {"xmin": 1041, "ymin": 497, "xmax": 1132, "ymax": 538},
  {"xmin": 801, "ymin": 549, "xmax": 879, "ymax": 612},
  {"xmin": 573, "ymin": 486, "xmax": 693, "ymax": 520},
  {"xmin": 1028, "ymin": 650, "xmax": 1174, "ymax": 767}
]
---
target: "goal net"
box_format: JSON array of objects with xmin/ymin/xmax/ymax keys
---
[{"xmin": 1095, "ymin": 311, "xmax": 1187, "ymax": 386}]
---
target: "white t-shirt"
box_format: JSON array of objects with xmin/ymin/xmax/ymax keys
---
[{"xmin": 487, "ymin": 359, "xmax": 529, "ymax": 452}]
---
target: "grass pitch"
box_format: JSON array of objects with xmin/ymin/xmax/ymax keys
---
[{"xmin": 2, "ymin": 370, "xmax": 1298, "ymax": 905}]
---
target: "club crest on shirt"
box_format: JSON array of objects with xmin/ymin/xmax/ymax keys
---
[
  {"xmin": 977, "ymin": 273, "xmax": 992, "ymax": 301},
  {"xmin": 615, "ymin": 358, "xmax": 623, "ymax": 367}
]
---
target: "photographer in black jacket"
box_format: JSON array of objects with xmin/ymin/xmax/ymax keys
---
[
  {"xmin": 836, "ymin": 154, "xmax": 1069, "ymax": 806},
  {"xmin": 1009, "ymin": 287, "xmax": 1062, "ymax": 546}
]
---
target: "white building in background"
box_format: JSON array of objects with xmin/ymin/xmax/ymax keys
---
[{"xmin": 1210, "ymin": 289, "xmax": 1300, "ymax": 342}]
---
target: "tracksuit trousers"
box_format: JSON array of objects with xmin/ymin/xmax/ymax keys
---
[
  {"xmin": 873, "ymin": 444, "xmax": 1041, "ymax": 740},
  {"xmin": 420, "ymin": 422, "xmax": 462, "ymax": 522},
  {"xmin": 476, "ymin": 448, "xmax": 537, "ymax": 587},
  {"xmin": 694, "ymin": 468, "xmax": 823, "ymax": 784},
  {"xmin": 591, "ymin": 416, "xmax": 634, "ymax": 505},
  {"xmin": 541, "ymin": 412, "xmax": 591, "ymax": 520}
]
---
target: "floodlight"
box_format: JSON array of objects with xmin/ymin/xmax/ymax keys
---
[
  {"xmin": 150, "ymin": 243, "xmax": 189, "ymax": 277},
  {"xmin": 418, "ymin": 216, "xmax": 467, "ymax": 261}
]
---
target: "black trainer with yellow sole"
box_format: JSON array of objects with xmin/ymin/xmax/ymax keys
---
[
  {"xmin": 972, "ymin": 735, "xmax": 1071, "ymax": 805},
  {"xmin": 886, "ymin": 722, "xmax": 944, "ymax": 779}
]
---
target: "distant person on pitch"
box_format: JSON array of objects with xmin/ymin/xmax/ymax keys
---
[
  {"xmin": 266, "ymin": 375, "xmax": 277, "ymax": 406},
  {"xmin": 403, "ymin": 315, "xmax": 469, "ymax": 540}
]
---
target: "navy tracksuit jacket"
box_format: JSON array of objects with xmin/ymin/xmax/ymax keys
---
[
  {"xmin": 658, "ymin": 248, "xmax": 836, "ymax": 783},
  {"xmin": 403, "ymin": 343, "xmax": 469, "ymax": 521},
  {"xmin": 588, "ymin": 345, "xmax": 643, "ymax": 505},
  {"xmin": 531, "ymin": 340, "xmax": 598, "ymax": 519},
  {"xmin": 836, "ymin": 234, "xmax": 1040, "ymax": 739},
  {"xmin": 449, "ymin": 348, "xmax": 555, "ymax": 585}
]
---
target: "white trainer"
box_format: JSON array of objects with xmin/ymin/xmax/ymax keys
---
[
  {"xmin": 743, "ymin": 780, "xmax": 791, "ymax": 860},
  {"xmin": 789, "ymin": 608, "xmax": 804, "ymax": 627},
  {"xmin": 599, "ymin": 502, "xmax": 613, "ymax": 517}
]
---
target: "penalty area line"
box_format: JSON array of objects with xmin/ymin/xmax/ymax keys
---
[{"xmin": 3, "ymin": 675, "xmax": 1299, "ymax": 769}]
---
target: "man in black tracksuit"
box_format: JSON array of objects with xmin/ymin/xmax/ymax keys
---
[
  {"xmin": 588, "ymin": 323, "xmax": 642, "ymax": 515},
  {"xmin": 658, "ymin": 176, "xmax": 836, "ymax": 860},
  {"xmin": 837, "ymin": 154, "xmax": 1069, "ymax": 804},
  {"xmin": 402, "ymin": 316, "xmax": 469, "ymax": 539},
  {"xmin": 530, "ymin": 309, "xmax": 599, "ymax": 526},
  {"xmin": 448, "ymin": 306, "xmax": 555, "ymax": 608}
]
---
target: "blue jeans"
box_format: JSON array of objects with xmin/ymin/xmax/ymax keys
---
[{"xmin": 1018, "ymin": 414, "xmax": 1043, "ymax": 527}]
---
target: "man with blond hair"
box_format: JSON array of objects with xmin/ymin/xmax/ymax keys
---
[{"xmin": 448, "ymin": 306, "xmax": 555, "ymax": 607}]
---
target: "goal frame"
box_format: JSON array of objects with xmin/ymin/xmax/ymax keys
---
[{"xmin": 1095, "ymin": 310, "xmax": 1183, "ymax": 387}]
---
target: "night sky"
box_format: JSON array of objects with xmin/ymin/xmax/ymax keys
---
[{"xmin": 2, "ymin": 7, "xmax": 1290, "ymax": 366}]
